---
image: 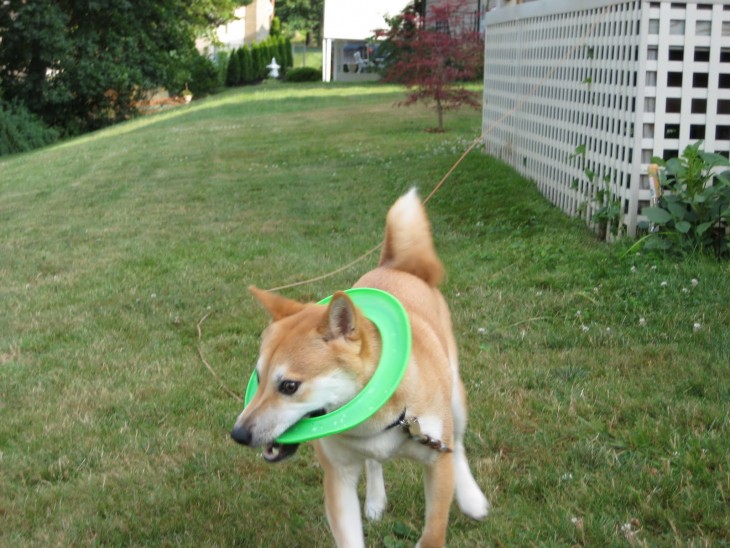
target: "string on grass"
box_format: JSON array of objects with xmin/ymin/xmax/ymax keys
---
[
  {"xmin": 197, "ymin": 7, "xmax": 611, "ymax": 397},
  {"xmin": 196, "ymin": 311, "xmax": 242, "ymax": 402}
]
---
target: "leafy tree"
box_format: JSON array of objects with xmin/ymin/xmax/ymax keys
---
[
  {"xmin": 0, "ymin": 0, "xmax": 238, "ymax": 135},
  {"xmin": 378, "ymin": 0, "xmax": 483, "ymax": 132},
  {"xmin": 270, "ymin": 16, "xmax": 282, "ymax": 38},
  {"xmin": 276, "ymin": 0, "xmax": 324, "ymax": 46}
]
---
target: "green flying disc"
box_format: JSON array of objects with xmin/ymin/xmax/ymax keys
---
[{"xmin": 243, "ymin": 288, "xmax": 411, "ymax": 444}]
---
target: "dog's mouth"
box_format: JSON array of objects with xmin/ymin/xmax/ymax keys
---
[
  {"xmin": 262, "ymin": 408, "xmax": 326, "ymax": 464},
  {"xmin": 263, "ymin": 442, "xmax": 300, "ymax": 463}
]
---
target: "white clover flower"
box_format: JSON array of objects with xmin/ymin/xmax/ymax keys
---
[
  {"xmin": 631, "ymin": 266, "xmax": 637, "ymax": 273},
  {"xmin": 691, "ymin": 278, "xmax": 699, "ymax": 287},
  {"xmin": 682, "ymin": 287, "xmax": 689, "ymax": 294},
  {"xmin": 150, "ymin": 293, "xmax": 157, "ymax": 299},
  {"xmin": 639, "ymin": 317, "xmax": 647, "ymax": 327},
  {"xmin": 693, "ymin": 322, "xmax": 701, "ymax": 332},
  {"xmin": 576, "ymin": 310, "xmax": 582, "ymax": 318},
  {"xmin": 477, "ymin": 327, "xmax": 487, "ymax": 335},
  {"xmin": 581, "ymin": 325, "xmax": 589, "ymax": 333},
  {"xmin": 606, "ymin": 327, "xmax": 612, "ymax": 333},
  {"xmin": 651, "ymin": 265, "xmax": 657, "ymax": 271},
  {"xmin": 660, "ymin": 281, "xmax": 668, "ymax": 288}
]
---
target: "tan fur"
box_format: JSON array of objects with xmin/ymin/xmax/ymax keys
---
[{"xmin": 233, "ymin": 189, "xmax": 488, "ymax": 547}]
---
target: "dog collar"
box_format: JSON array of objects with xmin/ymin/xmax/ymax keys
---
[{"xmin": 243, "ymin": 288, "xmax": 412, "ymax": 444}]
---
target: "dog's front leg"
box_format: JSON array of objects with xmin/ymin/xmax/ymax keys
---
[
  {"xmin": 417, "ymin": 453, "xmax": 455, "ymax": 548},
  {"xmin": 365, "ymin": 459, "xmax": 387, "ymax": 521},
  {"xmin": 316, "ymin": 442, "xmax": 365, "ymax": 548}
]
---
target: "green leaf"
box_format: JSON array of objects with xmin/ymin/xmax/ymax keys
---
[
  {"xmin": 644, "ymin": 235, "xmax": 672, "ymax": 250},
  {"xmin": 675, "ymin": 220, "xmax": 691, "ymax": 233},
  {"xmin": 697, "ymin": 221, "xmax": 714, "ymax": 235},
  {"xmin": 666, "ymin": 200, "xmax": 687, "ymax": 219},
  {"xmin": 643, "ymin": 207, "xmax": 673, "ymax": 224},
  {"xmin": 698, "ymin": 151, "xmax": 730, "ymax": 168}
]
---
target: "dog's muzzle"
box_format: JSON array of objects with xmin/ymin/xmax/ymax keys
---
[
  {"xmin": 230, "ymin": 408, "xmax": 326, "ymax": 463},
  {"xmin": 230, "ymin": 425, "xmax": 302, "ymax": 463}
]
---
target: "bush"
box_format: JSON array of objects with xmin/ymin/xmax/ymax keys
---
[
  {"xmin": 226, "ymin": 49, "xmax": 241, "ymax": 86},
  {"xmin": 241, "ymin": 46, "xmax": 254, "ymax": 84},
  {"xmin": 0, "ymin": 100, "xmax": 59, "ymax": 157},
  {"xmin": 187, "ymin": 53, "xmax": 219, "ymax": 96},
  {"xmin": 640, "ymin": 142, "xmax": 730, "ymax": 259},
  {"xmin": 284, "ymin": 37, "xmax": 294, "ymax": 68},
  {"xmin": 215, "ymin": 51, "xmax": 230, "ymax": 87},
  {"xmin": 283, "ymin": 67, "xmax": 322, "ymax": 83}
]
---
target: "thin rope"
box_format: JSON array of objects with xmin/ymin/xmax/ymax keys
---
[
  {"xmin": 265, "ymin": 7, "xmax": 610, "ymax": 293},
  {"xmin": 200, "ymin": 7, "xmax": 611, "ymax": 399}
]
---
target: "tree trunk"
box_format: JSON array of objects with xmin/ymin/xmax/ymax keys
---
[{"xmin": 436, "ymin": 99, "xmax": 444, "ymax": 132}]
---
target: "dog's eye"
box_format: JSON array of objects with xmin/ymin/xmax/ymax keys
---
[{"xmin": 278, "ymin": 380, "xmax": 300, "ymax": 396}]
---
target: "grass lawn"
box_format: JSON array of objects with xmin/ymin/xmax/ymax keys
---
[
  {"xmin": 1, "ymin": 81, "xmax": 729, "ymax": 546},
  {"xmin": 291, "ymin": 44, "xmax": 323, "ymax": 70}
]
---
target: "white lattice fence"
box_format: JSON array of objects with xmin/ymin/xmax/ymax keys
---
[{"xmin": 482, "ymin": 0, "xmax": 730, "ymax": 237}]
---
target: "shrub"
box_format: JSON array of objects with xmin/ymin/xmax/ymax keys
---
[
  {"xmin": 241, "ymin": 46, "xmax": 254, "ymax": 84},
  {"xmin": 226, "ymin": 49, "xmax": 241, "ymax": 86},
  {"xmin": 252, "ymin": 44, "xmax": 265, "ymax": 80},
  {"xmin": 283, "ymin": 67, "xmax": 322, "ymax": 83},
  {"xmin": 0, "ymin": 100, "xmax": 59, "ymax": 156},
  {"xmin": 188, "ymin": 53, "xmax": 219, "ymax": 96},
  {"xmin": 284, "ymin": 37, "xmax": 294, "ymax": 68},
  {"xmin": 215, "ymin": 51, "xmax": 230, "ymax": 87},
  {"xmin": 640, "ymin": 142, "xmax": 730, "ymax": 259}
]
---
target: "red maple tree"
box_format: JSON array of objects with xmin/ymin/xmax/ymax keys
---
[{"xmin": 378, "ymin": 0, "xmax": 484, "ymax": 132}]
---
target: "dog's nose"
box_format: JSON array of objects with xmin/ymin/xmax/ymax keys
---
[{"xmin": 230, "ymin": 425, "xmax": 253, "ymax": 446}]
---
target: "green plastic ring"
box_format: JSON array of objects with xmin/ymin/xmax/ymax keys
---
[{"xmin": 243, "ymin": 288, "xmax": 412, "ymax": 444}]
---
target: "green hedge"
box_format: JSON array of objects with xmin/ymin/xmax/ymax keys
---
[
  {"xmin": 283, "ymin": 67, "xmax": 322, "ymax": 83},
  {"xmin": 225, "ymin": 36, "xmax": 293, "ymax": 87}
]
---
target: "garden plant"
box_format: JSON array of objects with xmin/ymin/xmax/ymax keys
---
[{"xmin": 641, "ymin": 142, "xmax": 730, "ymax": 259}]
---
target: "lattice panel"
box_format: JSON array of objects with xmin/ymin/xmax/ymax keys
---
[{"xmin": 482, "ymin": 0, "xmax": 730, "ymax": 237}]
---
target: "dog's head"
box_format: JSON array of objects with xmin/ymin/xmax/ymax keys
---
[{"xmin": 231, "ymin": 286, "xmax": 380, "ymax": 462}]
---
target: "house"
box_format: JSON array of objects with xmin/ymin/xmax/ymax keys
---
[
  {"xmin": 322, "ymin": 0, "xmax": 411, "ymax": 82},
  {"xmin": 196, "ymin": 0, "xmax": 275, "ymax": 56}
]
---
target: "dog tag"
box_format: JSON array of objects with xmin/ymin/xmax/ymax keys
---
[{"xmin": 405, "ymin": 417, "xmax": 422, "ymax": 438}]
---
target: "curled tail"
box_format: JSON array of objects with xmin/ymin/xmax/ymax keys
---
[{"xmin": 379, "ymin": 188, "xmax": 444, "ymax": 287}]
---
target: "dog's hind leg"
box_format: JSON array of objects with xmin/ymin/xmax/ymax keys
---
[
  {"xmin": 452, "ymin": 376, "xmax": 489, "ymax": 520},
  {"xmin": 365, "ymin": 459, "xmax": 387, "ymax": 521}
]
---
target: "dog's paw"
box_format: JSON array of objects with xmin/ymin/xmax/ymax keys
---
[{"xmin": 364, "ymin": 499, "xmax": 387, "ymax": 522}]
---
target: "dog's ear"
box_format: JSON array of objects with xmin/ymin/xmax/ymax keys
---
[
  {"xmin": 323, "ymin": 291, "xmax": 359, "ymax": 341},
  {"xmin": 249, "ymin": 286, "xmax": 306, "ymax": 321}
]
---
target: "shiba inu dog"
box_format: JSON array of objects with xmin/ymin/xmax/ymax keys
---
[{"xmin": 231, "ymin": 189, "xmax": 488, "ymax": 547}]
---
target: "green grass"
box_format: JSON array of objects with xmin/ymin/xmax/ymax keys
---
[{"xmin": 1, "ymin": 81, "xmax": 729, "ymax": 546}]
